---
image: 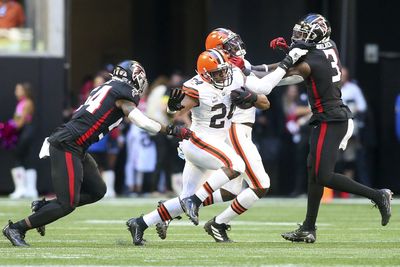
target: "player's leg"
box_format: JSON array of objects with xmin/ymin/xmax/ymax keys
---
[
  {"xmin": 180, "ymin": 133, "xmax": 245, "ymax": 225},
  {"xmin": 204, "ymin": 124, "xmax": 270, "ymax": 242},
  {"xmin": 78, "ymin": 153, "xmax": 107, "ymax": 206},
  {"xmin": 127, "ymin": 161, "xmax": 206, "ymax": 245},
  {"xmin": 3, "ymin": 146, "xmax": 83, "ymax": 246},
  {"xmin": 282, "ymin": 120, "xmax": 392, "ymax": 243},
  {"xmin": 314, "ymin": 121, "xmax": 392, "ymax": 225}
]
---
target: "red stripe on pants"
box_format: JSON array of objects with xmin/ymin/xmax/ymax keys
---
[
  {"xmin": 315, "ymin": 122, "xmax": 327, "ymax": 177},
  {"xmin": 65, "ymin": 152, "xmax": 75, "ymax": 207}
]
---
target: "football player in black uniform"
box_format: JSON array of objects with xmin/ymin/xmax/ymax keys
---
[
  {"xmin": 2, "ymin": 60, "xmax": 192, "ymax": 247},
  {"xmin": 268, "ymin": 14, "xmax": 392, "ymax": 243}
]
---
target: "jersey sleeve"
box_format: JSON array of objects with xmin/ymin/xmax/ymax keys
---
[
  {"xmin": 182, "ymin": 85, "xmax": 199, "ymax": 99},
  {"xmin": 112, "ymin": 82, "xmax": 140, "ymax": 106}
]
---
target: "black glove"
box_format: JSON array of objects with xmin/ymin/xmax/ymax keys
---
[
  {"xmin": 167, "ymin": 88, "xmax": 185, "ymax": 112},
  {"xmin": 166, "ymin": 124, "xmax": 192, "ymax": 140},
  {"xmin": 230, "ymin": 87, "xmax": 257, "ymax": 107}
]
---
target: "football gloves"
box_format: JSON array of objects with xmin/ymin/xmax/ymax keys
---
[
  {"xmin": 270, "ymin": 37, "xmax": 289, "ymax": 52},
  {"xmin": 230, "ymin": 87, "xmax": 257, "ymax": 108},
  {"xmin": 167, "ymin": 88, "xmax": 185, "ymax": 112},
  {"xmin": 166, "ymin": 124, "xmax": 192, "ymax": 140}
]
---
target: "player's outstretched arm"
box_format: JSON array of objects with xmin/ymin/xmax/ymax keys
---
[
  {"xmin": 244, "ymin": 45, "xmax": 309, "ymax": 95},
  {"xmin": 115, "ymin": 99, "xmax": 192, "ymax": 139}
]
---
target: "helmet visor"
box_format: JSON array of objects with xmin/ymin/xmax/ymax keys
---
[
  {"xmin": 224, "ymin": 35, "xmax": 246, "ymax": 57},
  {"xmin": 208, "ymin": 64, "xmax": 233, "ymax": 89}
]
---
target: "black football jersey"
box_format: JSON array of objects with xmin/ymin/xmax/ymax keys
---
[
  {"xmin": 62, "ymin": 80, "xmax": 140, "ymax": 151},
  {"xmin": 301, "ymin": 40, "xmax": 352, "ymax": 124}
]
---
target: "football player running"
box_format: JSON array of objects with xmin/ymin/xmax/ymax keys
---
[
  {"xmin": 2, "ymin": 60, "xmax": 191, "ymax": 247},
  {"xmin": 268, "ymin": 14, "xmax": 392, "ymax": 243},
  {"xmin": 126, "ymin": 44, "xmax": 308, "ymax": 245}
]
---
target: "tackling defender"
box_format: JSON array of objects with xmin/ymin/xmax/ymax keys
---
[
  {"xmin": 270, "ymin": 14, "xmax": 392, "ymax": 243},
  {"xmin": 2, "ymin": 60, "xmax": 191, "ymax": 247}
]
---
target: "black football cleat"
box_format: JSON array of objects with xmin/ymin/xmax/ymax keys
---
[
  {"xmin": 372, "ymin": 189, "xmax": 393, "ymax": 226},
  {"xmin": 180, "ymin": 197, "xmax": 200, "ymax": 225},
  {"xmin": 126, "ymin": 217, "xmax": 146, "ymax": 246},
  {"xmin": 2, "ymin": 220, "xmax": 29, "ymax": 247},
  {"xmin": 204, "ymin": 217, "xmax": 233, "ymax": 243},
  {"xmin": 31, "ymin": 198, "xmax": 49, "ymax": 236},
  {"xmin": 281, "ymin": 224, "xmax": 316, "ymax": 243}
]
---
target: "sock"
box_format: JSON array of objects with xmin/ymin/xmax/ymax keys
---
[
  {"xmin": 143, "ymin": 197, "xmax": 183, "ymax": 227},
  {"xmin": 326, "ymin": 173, "xmax": 380, "ymax": 202},
  {"xmin": 303, "ymin": 182, "xmax": 324, "ymax": 230},
  {"xmin": 202, "ymin": 190, "xmax": 223, "ymax": 206},
  {"xmin": 10, "ymin": 219, "xmax": 30, "ymax": 232},
  {"xmin": 215, "ymin": 188, "xmax": 259, "ymax": 224},
  {"xmin": 195, "ymin": 169, "xmax": 231, "ymax": 202}
]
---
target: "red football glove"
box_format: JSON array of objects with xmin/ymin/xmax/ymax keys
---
[
  {"xmin": 166, "ymin": 124, "xmax": 192, "ymax": 140},
  {"xmin": 270, "ymin": 37, "xmax": 289, "ymax": 52},
  {"xmin": 229, "ymin": 56, "xmax": 245, "ymax": 70}
]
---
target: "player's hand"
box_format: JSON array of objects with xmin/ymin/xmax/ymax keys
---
[
  {"xmin": 270, "ymin": 37, "xmax": 289, "ymax": 52},
  {"xmin": 168, "ymin": 88, "xmax": 185, "ymax": 112},
  {"xmin": 230, "ymin": 87, "xmax": 257, "ymax": 106},
  {"xmin": 278, "ymin": 44, "xmax": 309, "ymax": 71},
  {"xmin": 229, "ymin": 56, "xmax": 245, "ymax": 70},
  {"xmin": 166, "ymin": 124, "xmax": 192, "ymax": 140}
]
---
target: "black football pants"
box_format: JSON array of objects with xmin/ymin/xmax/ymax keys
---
[
  {"xmin": 28, "ymin": 145, "xmax": 106, "ymax": 228},
  {"xmin": 303, "ymin": 120, "xmax": 380, "ymax": 228}
]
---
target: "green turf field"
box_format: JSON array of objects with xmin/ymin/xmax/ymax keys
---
[{"xmin": 0, "ymin": 197, "xmax": 398, "ymax": 266}]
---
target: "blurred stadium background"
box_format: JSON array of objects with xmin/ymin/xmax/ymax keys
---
[{"xmin": 0, "ymin": 0, "xmax": 399, "ymax": 197}]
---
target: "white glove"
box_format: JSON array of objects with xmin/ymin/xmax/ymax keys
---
[{"xmin": 288, "ymin": 48, "xmax": 308, "ymax": 64}]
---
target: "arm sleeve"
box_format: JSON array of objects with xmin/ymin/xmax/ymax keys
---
[
  {"xmin": 128, "ymin": 108, "xmax": 161, "ymax": 135},
  {"xmin": 244, "ymin": 67, "xmax": 286, "ymax": 95},
  {"xmin": 277, "ymin": 75, "xmax": 304, "ymax": 86}
]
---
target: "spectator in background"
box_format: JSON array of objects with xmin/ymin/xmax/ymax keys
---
[
  {"xmin": 125, "ymin": 79, "xmax": 158, "ymax": 195},
  {"xmin": 282, "ymin": 85, "xmax": 312, "ymax": 197},
  {"xmin": 337, "ymin": 67, "xmax": 370, "ymax": 194},
  {"xmin": 8, "ymin": 82, "xmax": 38, "ymax": 199},
  {"xmin": 146, "ymin": 72, "xmax": 185, "ymax": 195},
  {"xmin": 0, "ymin": 0, "xmax": 25, "ymax": 28}
]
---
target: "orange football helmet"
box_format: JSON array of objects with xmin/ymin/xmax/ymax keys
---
[
  {"xmin": 196, "ymin": 49, "xmax": 233, "ymax": 89},
  {"xmin": 205, "ymin": 28, "xmax": 246, "ymax": 57}
]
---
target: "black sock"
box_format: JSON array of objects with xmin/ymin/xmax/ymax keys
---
[
  {"xmin": 302, "ymin": 182, "xmax": 324, "ymax": 230},
  {"xmin": 327, "ymin": 173, "xmax": 380, "ymax": 202},
  {"xmin": 191, "ymin": 195, "xmax": 202, "ymax": 207},
  {"xmin": 137, "ymin": 216, "xmax": 148, "ymax": 229},
  {"xmin": 10, "ymin": 219, "xmax": 30, "ymax": 232}
]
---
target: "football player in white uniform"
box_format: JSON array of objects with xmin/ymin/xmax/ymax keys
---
[
  {"xmin": 179, "ymin": 33, "xmax": 309, "ymax": 238},
  {"xmin": 126, "ymin": 45, "xmax": 307, "ymax": 245}
]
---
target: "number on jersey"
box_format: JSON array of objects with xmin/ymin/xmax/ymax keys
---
[
  {"xmin": 77, "ymin": 85, "xmax": 112, "ymax": 114},
  {"xmin": 323, "ymin": 49, "xmax": 341, "ymax": 83},
  {"xmin": 209, "ymin": 103, "xmax": 235, "ymax": 128}
]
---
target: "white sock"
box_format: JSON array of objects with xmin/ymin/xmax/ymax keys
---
[
  {"xmin": 195, "ymin": 169, "xmax": 230, "ymax": 202},
  {"xmin": 215, "ymin": 188, "xmax": 259, "ymax": 224},
  {"xmin": 103, "ymin": 170, "xmax": 116, "ymax": 198},
  {"xmin": 10, "ymin": 167, "xmax": 26, "ymax": 199},
  {"xmin": 143, "ymin": 197, "xmax": 183, "ymax": 226},
  {"xmin": 202, "ymin": 189, "xmax": 223, "ymax": 206},
  {"xmin": 25, "ymin": 169, "xmax": 38, "ymax": 198}
]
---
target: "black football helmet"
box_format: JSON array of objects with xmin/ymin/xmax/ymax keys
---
[
  {"xmin": 291, "ymin": 13, "xmax": 331, "ymax": 44},
  {"xmin": 112, "ymin": 60, "xmax": 148, "ymax": 95}
]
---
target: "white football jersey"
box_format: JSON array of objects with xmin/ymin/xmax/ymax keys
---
[
  {"xmin": 232, "ymin": 59, "xmax": 257, "ymax": 124},
  {"xmin": 183, "ymin": 67, "xmax": 244, "ymax": 139}
]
